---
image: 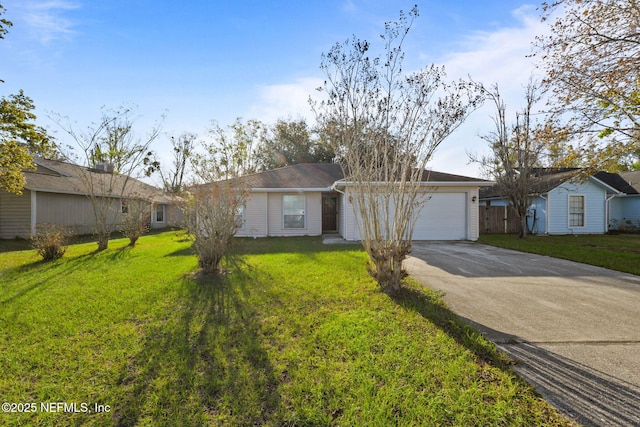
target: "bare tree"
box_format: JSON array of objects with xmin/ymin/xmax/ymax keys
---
[
  {"xmin": 182, "ymin": 121, "xmax": 251, "ymax": 274},
  {"xmin": 471, "ymin": 82, "xmax": 552, "ymax": 238},
  {"xmin": 314, "ymin": 6, "xmax": 483, "ymax": 295},
  {"xmin": 55, "ymin": 107, "xmax": 162, "ymax": 250},
  {"xmin": 182, "ymin": 182, "xmax": 246, "ymax": 274}
]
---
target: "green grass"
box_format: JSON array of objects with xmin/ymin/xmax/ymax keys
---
[
  {"xmin": 0, "ymin": 232, "xmax": 573, "ymax": 426},
  {"xmin": 478, "ymin": 233, "xmax": 640, "ymax": 276}
]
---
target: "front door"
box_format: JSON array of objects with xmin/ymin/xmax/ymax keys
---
[{"xmin": 322, "ymin": 194, "xmax": 338, "ymax": 233}]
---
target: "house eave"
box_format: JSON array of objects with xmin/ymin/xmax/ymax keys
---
[
  {"xmin": 334, "ymin": 181, "xmax": 494, "ymax": 188},
  {"xmin": 249, "ymin": 187, "xmax": 334, "ymax": 193}
]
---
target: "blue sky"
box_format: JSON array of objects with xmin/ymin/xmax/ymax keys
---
[{"xmin": 1, "ymin": 0, "xmax": 549, "ymax": 182}]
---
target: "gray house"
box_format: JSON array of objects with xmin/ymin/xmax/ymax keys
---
[{"xmin": 0, "ymin": 158, "xmax": 180, "ymax": 239}]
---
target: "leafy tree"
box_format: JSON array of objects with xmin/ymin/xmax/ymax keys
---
[
  {"xmin": 314, "ymin": 6, "xmax": 482, "ymax": 295},
  {"xmin": 255, "ymin": 118, "xmax": 334, "ymax": 170},
  {"xmin": 0, "ymin": 3, "xmax": 12, "ymax": 83},
  {"xmin": 471, "ymin": 82, "xmax": 551, "ymax": 238},
  {"xmin": 0, "ymin": 91, "xmax": 56, "ymax": 194},
  {"xmin": 157, "ymin": 132, "xmax": 196, "ymax": 193},
  {"xmin": 535, "ymin": 0, "xmax": 640, "ymax": 169},
  {"xmin": 195, "ymin": 118, "xmax": 265, "ymax": 180},
  {"xmin": 55, "ymin": 107, "xmax": 162, "ymax": 251}
]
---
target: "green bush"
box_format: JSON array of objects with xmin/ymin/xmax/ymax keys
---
[{"xmin": 31, "ymin": 224, "xmax": 68, "ymax": 261}]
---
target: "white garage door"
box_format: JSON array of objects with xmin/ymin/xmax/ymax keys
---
[{"xmin": 412, "ymin": 193, "xmax": 467, "ymax": 240}]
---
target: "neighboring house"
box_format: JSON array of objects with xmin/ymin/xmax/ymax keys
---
[
  {"xmin": 212, "ymin": 163, "xmax": 493, "ymax": 241},
  {"xmin": 0, "ymin": 158, "xmax": 181, "ymax": 239},
  {"xmin": 479, "ymin": 169, "xmax": 640, "ymax": 235}
]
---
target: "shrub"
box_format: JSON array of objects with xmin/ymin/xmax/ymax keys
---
[
  {"xmin": 120, "ymin": 199, "xmax": 151, "ymax": 246},
  {"xmin": 31, "ymin": 224, "xmax": 69, "ymax": 261}
]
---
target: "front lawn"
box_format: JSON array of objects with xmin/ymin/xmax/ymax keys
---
[
  {"xmin": 0, "ymin": 232, "xmax": 573, "ymax": 426},
  {"xmin": 479, "ymin": 233, "xmax": 640, "ymax": 276}
]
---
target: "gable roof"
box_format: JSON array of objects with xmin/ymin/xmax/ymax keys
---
[
  {"xmin": 480, "ymin": 168, "xmax": 638, "ymax": 200},
  {"xmin": 241, "ymin": 163, "xmax": 344, "ymax": 189},
  {"xmin": 23, "ymin": 158, "xmax": 170, "ymax": 202}
]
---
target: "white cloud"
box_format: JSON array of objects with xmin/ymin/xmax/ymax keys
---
[
  {"xmin": 247, "ymin": 77, "xmax": 325, "ymax": 124},
  {"xmin": 21, "ymin": 0, "xmax": 80, "ymax": 44}
]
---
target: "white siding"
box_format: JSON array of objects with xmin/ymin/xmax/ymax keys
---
[
  {"xmin": 547, "ymin": 179, "xmax": 608, "ymax": 234},
  {"xmin": 0, "ymin": 190, "xmax": 31, "ymax": 239},
  {"xmin": 236, "ymin": 193, "xmax": 268, "ymax": 237}
]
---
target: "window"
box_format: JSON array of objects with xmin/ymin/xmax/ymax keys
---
[
  {"xmin": 569, "ymin": 195, "xmax": 584, "ymax": 227},
  {"xmin": 121, "ymin": 199, "xmax": 129, "ymax": 214},
  {"xmin": 155, "ymin": 204, "xmax": 165, "ymax": 223},
  {"xmin": 235, "ymin": 205, "xmax": 244, "ymax": 228},
  {"xmin": 283, "ymin": 195, "xmax": 305, "ymax": 229}
]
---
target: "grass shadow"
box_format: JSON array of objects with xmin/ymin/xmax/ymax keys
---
[
  {"xmin": 111, "ymin": 268, "xmax": 281, "ymax": 426},
  {"xmin": 391, "ymin": 284, "xmax": 512, "ymax": 370}
]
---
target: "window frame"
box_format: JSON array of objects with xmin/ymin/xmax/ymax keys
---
[
  {"xmin": 568, "ymin": 194, "xmax": 585, "ymax": 228},
  {"xmin": 283, "ymin": 194, "xmax": 306, "ymax": 229},
  {"xmin": 155, "ymin": 204, "xmax": 165, "ymax": 224}
]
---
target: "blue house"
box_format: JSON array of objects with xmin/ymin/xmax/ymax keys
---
[{"xmin": 480, "ymin": 169, "xmax": 640, "ymax": 235}]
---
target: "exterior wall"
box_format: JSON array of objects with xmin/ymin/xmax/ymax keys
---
[
  {"xmin": 36, "ymin": 191, "xmax": 97, "ymax": 235},
  {"xmin": 236, "ymin": 193, "xmax": 268, "ymax": 237},
  {"xmin": 609, "ymin": 196, "xmax": 640, "ymax": 230},
  {"xmin": 528, "ymin": 196, "xmax": 547, "ymax": 234},
  {"xmin": 150, "ymin": 203, "xmax": 183, "ymax": 229},
  {"xmin": 547, "ymin": 179, "xmax": 608, "ymax": 234},
  {"xmin": 337, "ymin": 191, "xmax": 347, "ymax": 238},
  {"xmin": 0, "ymin": 190, "xmax": 31, "ymax": 239},
  {"xmin": 265, "ymin": 192, "xmax": 323, "ymax": 237}
]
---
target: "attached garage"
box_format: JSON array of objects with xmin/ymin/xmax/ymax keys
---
[
  {"xmin": 413, "ymin": 192, "xmax": 468, "ymax": 240},
  {"xmin": 336, "ymin": 175, "xmax": 493, "ymax": 242}
]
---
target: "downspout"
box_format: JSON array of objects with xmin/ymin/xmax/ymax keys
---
[
  {"xmin": 605, "ymin": 193, "xmax": 616, "ymax": 233},
  {"xmin": 30, "ymin": 190, "xmax": 37, "ymax": 236},
  {"xmin": 540, "ymin": 194, "xmax": 548, "ymax": 234}
]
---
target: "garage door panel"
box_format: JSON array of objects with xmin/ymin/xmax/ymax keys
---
[{"xmin": 413, "ymin": 193, "xmax": 467, "ymax": 240}]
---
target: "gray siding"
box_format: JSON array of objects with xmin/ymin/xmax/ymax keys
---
[
  {"xmin": 0, "ymin": 190, "xmax": 31, "ymax": 239},
  {"xmin": 36, "ymin": 191, "xmax": 96, "ymax": 235}
]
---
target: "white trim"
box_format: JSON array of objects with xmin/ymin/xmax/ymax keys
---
[
  {"xmin": 250, "ymin": 187, "xmax": 331, "ymax": 193},
  {"xmin": 30, "ymin": 190, "xmax": 37, "ymax": 236},
  {"xmin": 334, "ymin": 181, "xmax": 494, "ymax": 188}
]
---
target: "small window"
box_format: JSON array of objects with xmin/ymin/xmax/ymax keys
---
[
  {"xmin": 121, "ymin": 199, "xmax": 129, "ymax": 214},
  {"xmin": 569, "ymin": 195, "xmax": 584, "ymax": 227},
  {"xmin": 283, "ymin": 195, "xmax": 305, "ymax": 229},
  {"xmin": 235, "ymin": 205, "xmax": 245, "ymax": 228},
  {"xmin": 155, "ymin": 204, "xmax": 165, "ymax": 223}
]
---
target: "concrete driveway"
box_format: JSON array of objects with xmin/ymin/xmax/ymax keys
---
[{"xmin": 404, "ymin": 241, "xmax": 640, "ymax": 427}]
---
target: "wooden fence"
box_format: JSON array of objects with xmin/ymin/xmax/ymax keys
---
[{"xmin": 479, "ymin": 206, "xmax": 520, "ymax": 234}]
